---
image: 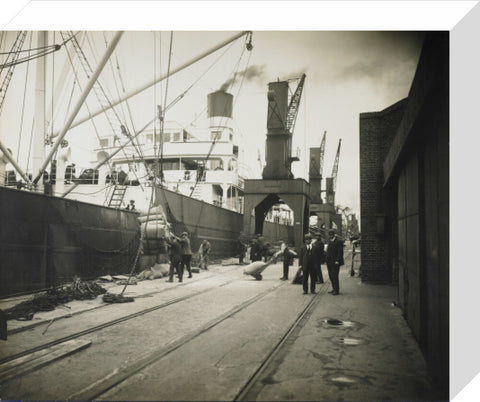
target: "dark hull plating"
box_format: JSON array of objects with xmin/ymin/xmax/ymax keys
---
[
  {"xmin": 0, "ymin": 186, "xmax": 140, "ymax": 298},
  {"xmin": 155, "ymin": 186, "xmax": 293, "ymax": 256}
]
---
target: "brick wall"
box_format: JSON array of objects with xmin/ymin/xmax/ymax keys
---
[
  {"xmin": 359, "ymin": 32, "xmax": 449, "ymax": 397},
  {"xmin": 359, "ymin": 100, "xmax": 407, "ymax": 283}
]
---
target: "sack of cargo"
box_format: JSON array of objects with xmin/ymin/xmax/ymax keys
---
[
  {"xmin": 243, "ymin": 261, "xmax": 270, "ymax": 277},
  {"xmin": 141, "ymin": 220, "xmax": 168, "ymax": 239},
  {"xmin": 151, "ymin": 263, "xmax": 169, "ymax": 278},
  {"xmin": 137, "ymin": 213, "xmax": 166, "ymax": 223},
  {"xmin": 143, "ymin": 238, "xmax": 169, "ymax": 254}
]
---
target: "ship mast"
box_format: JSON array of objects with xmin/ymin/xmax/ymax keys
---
[{"xmin": 31, "ymin": 31, "xmax": 48, "ymax": 191}]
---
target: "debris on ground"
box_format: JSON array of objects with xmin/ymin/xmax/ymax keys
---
[
  {"xmin": 117, "ymin": 277, "xmax": 138, "ymax": 286},
  {"xmin": 1, "ymin": 279, "xmax": 107, "ymax": 321},
  {"xmin": 112, "ymin": 275, "xmax": 130, "ymax": 281},
  {"xmin": 99, "ymin": 275, "xmax": 114, "ymax": 282},
  {"xmin": 221, "ymin": 258, "xmax": 239, "ymax": 266},
  {"xmin": 102, "ymin": 293, "xmax": 134, "ymax": 303}
]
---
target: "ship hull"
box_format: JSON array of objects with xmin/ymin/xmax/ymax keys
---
[
  {"xmin": 0, "ymin": 186, "xmax": 140, "ymax": 298},
  {"xmin": 154, "ymin": 186, "xmax": 293, "ymax": 257}
]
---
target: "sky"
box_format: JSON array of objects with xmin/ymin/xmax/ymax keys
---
[{"xmin": 0, "ymin": 29, "xmax": 425, "ymax": 218}]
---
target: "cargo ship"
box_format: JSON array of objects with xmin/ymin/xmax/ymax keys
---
[{"xmin": 0, "ymin": 31, "xmax": 292, "ymax": 297}]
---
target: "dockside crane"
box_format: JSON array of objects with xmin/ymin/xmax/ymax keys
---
[
  {"xmin": 319, "ymin": 130, "xmax": 326, "ymax": 179},
  {"xmin": 263, "ymin": 73, "xmax": 306, "ymax": 179},
  {"xmin": 257, "ymin": 149, "xmax": 263, "ymax": 174},
  {"xmin": 285, "ymin": 73, "xmax": 306, "ymax": 136},
  {"xmin": 325, "ymin": 138, "xmax": 341, "ymax": 205}
]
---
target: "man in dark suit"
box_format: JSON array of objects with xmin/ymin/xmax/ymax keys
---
[
  {"xmin": 298, "ymin": 234, "xmax": 318, "ymax": 295},
  {"xmin": 313, "ymin": 233, "xmax": 325, "ymax": 284},
  {"xmin": 326, "ymin": 229, "xmax": 344, "ymax": 295}
]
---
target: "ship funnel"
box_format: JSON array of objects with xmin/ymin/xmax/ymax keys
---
[{"xmin": 207, "ymin": 90, "xmax": 233, "ymax": 119}]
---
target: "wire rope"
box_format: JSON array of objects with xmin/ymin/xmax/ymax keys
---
[
  {"xmin": 16, "ymin": 32, "xmax": 33, "ymax": 161},
  {"xmin": 189, "ymin": 35, "xmax": 251, "ymax": 198}
]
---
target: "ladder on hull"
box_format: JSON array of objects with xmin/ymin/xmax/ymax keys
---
[{"xmin": 109, "ymin": 185, "xmax": 127, "ymax": 208}]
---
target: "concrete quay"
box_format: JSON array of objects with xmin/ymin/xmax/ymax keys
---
[{"xmin": 0, "ymin": 252, "xmax": 440, "ymax": 401}]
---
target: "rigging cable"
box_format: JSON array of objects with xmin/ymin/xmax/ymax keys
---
[
  {"xmin": 16, "ymin": 32, "xmax": 33, "ymax": 161},
  {"xmin": 189, "ymin": 34, "xmax": 251, "ymax": 198},
  {"xmin": 51, "ymin": 32, "xmax": 55, "ymax": 148},
  {"xmin": 82, "ymin": 31, "xmax": 144, "ymax": 187},
  {"xmin": 159, "ymin": 31, "xmax": 174, "ymax": 186},
  {"xmin": 0, "ymin": 32, "xmax": 77, "ymax": 69},
  {"xmin": 105, "ymin": 32, "xmax": 147, "ymax": 172},
  {"xmin": 70, "ymin": 31, "xmax": 143, "ymax": 194},
  {"xmin": 118, "ymin": 31, "xmax": 173, "ymax": 300},
  {"xmin": 60, "ymin": 31, "xmax": 115, "ymax": 183}
]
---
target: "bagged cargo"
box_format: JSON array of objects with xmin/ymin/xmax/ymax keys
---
[{"xmin": 141, "ymin": 220, "xmax": 170, "ymax": 254}]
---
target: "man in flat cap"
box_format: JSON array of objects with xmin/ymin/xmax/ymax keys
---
[
  {"xmin": 298, "ymin": 233, "xmax": 318, "ymax": 295},
  {"xmin": 326, "ymin": 229, "xmax": 344, "ymax": 295},
  {"xmin": 178, "ymin": 231, "xmax": 193, "ymax": 278}
]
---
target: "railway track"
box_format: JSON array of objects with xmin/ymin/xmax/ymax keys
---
[
  {"xmin": 4, "ymin": 266, "xmax": 239, "ymax": 337},
  {"xmin": 0, "ymin": 265, "xmax": 241, "ymax": 364},
  {"xmin": 0, "ymin": 262, "xmax": 332, "ymax": 401}
]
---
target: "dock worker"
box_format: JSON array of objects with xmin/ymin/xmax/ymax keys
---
[
  {"xmin": 178, "ymin": 232, "xmax": 193, "ymax": 278},
  {"xmin": 198, "ymin": 239, "xmax": 211, "ymax": 270},
  {"xmin": 126, "ymin": 200, "xmax": 136, "ymax": 211},
  {"xmin": 237, "ymin": 238, "xmax": 247, "ymax": 264},
  {"xmin": 280, "ymin": 241, "xmax": 297, "ymax": 281},
  {"xmin": 326, "ymin": 229, "xmax": 344, "ymax": 295},
  {"xmin": 165, "ymin": 234, "xmax": 182, "ymax": 282},
  {"xmin": 249, "ymin": 235, "xmax": 262, "ymax": 262}
]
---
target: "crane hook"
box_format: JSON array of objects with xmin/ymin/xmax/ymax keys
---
[{"xmin": 246, "ymin": 31, "xmax": 253, "ymax": 51}]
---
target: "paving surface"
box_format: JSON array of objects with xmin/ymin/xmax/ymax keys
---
[{"xmin": 0, "ymin": 251, "xmax": 440, "ymax": 401}]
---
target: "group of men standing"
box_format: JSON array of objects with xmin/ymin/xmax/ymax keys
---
[
  {"xmin": 163, "ymin": 229, "xmax": 343, "ymax": 296},
  {"xmin": 297, "ymin": 229, "xmax": 344, "ymax": 296}
]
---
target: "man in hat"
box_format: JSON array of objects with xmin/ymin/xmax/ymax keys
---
[
  {"xmin": 199, "ymin": 239, "xmax": 211, "ymax": 269},
  {"xmin": 298, "ymin": 233, "xmax": 318, "ymax": 294},
  {"xmin": 178, "ymin": 231, "xmax": 193, "ymax": 278},
  {"xmin": 313, "ymin": 233, "xmax": 325, "ymax": 284},
  {"xmin": 165, "ymin": 234, "xmax": 182, "ymax": 282},
  {"xmin": 326, "ymin": 229, "xmax": 344, "ymax": 295},
  {"xmin": 126, "ymin": 200, "xmax": 136, "ymax": 211}
]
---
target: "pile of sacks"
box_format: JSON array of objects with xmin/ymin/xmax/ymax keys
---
[
  {"xmin": 138, "ymin": 206, "xmax": 171, "ymax": 255},
  {"xmin": 136, "ymin": 263, "xmax": 170, "ymax": 280}
]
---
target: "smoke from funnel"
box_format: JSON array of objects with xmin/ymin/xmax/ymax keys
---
[{"xmin": 220, "ymin": 64, "xmax": 266, "ymax": 91}]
